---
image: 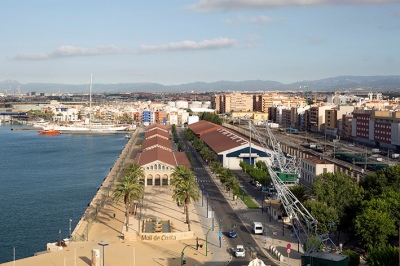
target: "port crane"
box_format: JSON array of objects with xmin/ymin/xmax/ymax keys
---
[
  {"xmin": 248, "ymin": 115, "xmax": 300, "ymax": 183},
  {"xmin": 247, "ymin": 119, "xmax": 337, "ymax": 254}
]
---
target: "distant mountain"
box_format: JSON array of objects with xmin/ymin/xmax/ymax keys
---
[{"xmin": 1, "ymin": 75, "xmax": 400, "ymax": 94}]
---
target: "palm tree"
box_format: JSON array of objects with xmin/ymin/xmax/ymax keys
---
[
  {"xmin": 112, "ymin": 166, "xmax": 145, "ymax": 232},
  {"xmin": 125, "ymin": 163, "xmax": 144, "ymax": 176},
  {"xmin": 171, "ymin": 165, "xmax": 200, "ymax": 231}
]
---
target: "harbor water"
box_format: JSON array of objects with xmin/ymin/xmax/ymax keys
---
[{"xmin": 0, "ymin": 125, "xmax": 128, "ymax": 264}]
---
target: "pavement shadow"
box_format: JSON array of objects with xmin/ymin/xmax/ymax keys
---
[{"xmin": 79, "ymin": 256, "xmax": 91, "ymax": 265}]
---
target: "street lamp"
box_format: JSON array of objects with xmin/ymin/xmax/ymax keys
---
[
  {"xmin": 206, "ymin": 193, "xmax": 209, "ymax": 218},
  {"xmin": 98, "ymin": 243, "xmax": 109, "ymax": 266},
  {"xmin": 201, "ymin": 185, "xmax": 204, "ymax": 207},
  {"xmin": 205, "ymin": 228, "xmax": 213, "ymax": 256},
  {"xmin": 211, "ymin": 200, "xmax": 214, "ymax": 231}
]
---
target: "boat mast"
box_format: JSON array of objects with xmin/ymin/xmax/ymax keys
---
[{"xmin": 89, "ymin": 74, "xmax": 92, "ymax": 130}]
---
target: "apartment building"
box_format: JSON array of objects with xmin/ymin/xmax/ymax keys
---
[
  {"xmin": 214, "ymin": 93, "xmax": 253, "ymax": 113},
  {"xmin": 154, "ymin": 110, "xmax": 168, "ymax": 125},
  {"xmin": 306, "ymin": 105, "xmax": 332, "ymax": 133},
  {"xmin": 351, "ymin": 109, "xmax": 373, "ymax": 144},
  {"xmin": 325, "ymin": 106, "xmax": 355, "ymax": 137},
  {"xmin": 372, "ymin": 110, "xmax": 400, "ymax": 149},
  {"xmin": 351, "ymin": 109, "xmax": 400, "ymax": 150},
  {"xmin": 300, "ymin": 157, "xmax": 334, "ymax": 186},
  {"xmin": 338, "ymin": 114, "xmax": 353, "ymax": 141}
]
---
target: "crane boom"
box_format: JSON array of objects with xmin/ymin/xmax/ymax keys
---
[{"xmin": 247, "ymin": 119, "xmax": 336, "ymax": 253}]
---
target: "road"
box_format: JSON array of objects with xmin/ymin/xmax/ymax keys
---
[{"xmin": 179, "ymin": 129, "xmax": 275, "ymax": 266}]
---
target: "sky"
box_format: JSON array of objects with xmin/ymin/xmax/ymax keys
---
[{"xmin": 1, "ymin": 0, "xmax": 400, "ymax": 85}]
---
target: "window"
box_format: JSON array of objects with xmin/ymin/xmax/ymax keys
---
[{"xmin": 323, "ymin": 168, "xmax": 327, "ymax": 174}]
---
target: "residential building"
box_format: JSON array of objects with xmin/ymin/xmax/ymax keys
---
[
  {"xmin": 339, "ymin": 114, "xmax": 353, "ymax": 141},
  {"xmin": 307, "ymin": 105, "xmax": 332, "ymax": 133},
  {"xmin": 351, "ymin": 109, "xmax": 373, "ymax": 145},
  {"xmin": 215, "ymin": 93, "xmax": 253, "ymax": 113},
  {"xmin": 300, "ymin": 157, "xmax": 334, "ymax": 186},
  {"xmin": 372, "ymin": 110, "xmax": 400, "ymax": 150}
]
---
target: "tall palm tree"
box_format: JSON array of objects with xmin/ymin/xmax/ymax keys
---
[
  {"xmin": 113, "ymin": 165, "xmax": 145, "ymax": 232},
  {"xmin": 125, "ymin": 163, "xmax": 144, "ymax": 176},
  {"xmin": 171, "ymin": 165, "xmax": 200, "ymax": 231}
]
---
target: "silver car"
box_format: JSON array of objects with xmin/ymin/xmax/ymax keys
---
[{"xmin": 235, "ymin": 245, "xmax": 245, "ymax": 257}]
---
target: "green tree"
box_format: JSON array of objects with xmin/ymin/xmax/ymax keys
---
[
  {"xmin": 354, "ymin": 205, "xmax": 396, "ymax": 252},
  {"xmin": 303, "ymin": 200, "xmax": 339, "ymax": 234},
  {"xmin": 312, "ymin": 172, "xmax": 364, "ymax": 237},
  {"xmin": 112, "ymin": 170, "xmax": 145, "ymax": 232},
  {"xmin": 361, "ymin": 164, "xmax": 400, "ymax": 200},
  {"xmin": 366, "ymin": 245, "xmax": 399, "ymax": 266},
  {"xmin": 289, "ymin": 185, "xmax": 310, "ymax": 203},
  {"xmin": 380, "ymin": 188, "xmax": 400, "ymax": 228},
  {"xmin": 342, "ymin": 249, "xmax": 360, "ymax": 266},
  {"xmin": 177, "ymin": 142, "xmax": 183, "ymax": 152},
  {"xmin": 170, "ymin": 165, "xmax": 200, "ymax": 231},
  {"xmin": 210, "ymin": 161, "xmax": 223, "ymax": 174},
  {"xmin": 217, "ymin": 168, "xmax": 234, "ymax": 185}
]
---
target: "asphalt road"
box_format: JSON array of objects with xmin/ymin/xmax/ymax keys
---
[{"xmin": 179, "ymin": 130, "xmax": 275, "ymax": 266}]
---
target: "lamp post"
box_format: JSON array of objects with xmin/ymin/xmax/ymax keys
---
[
  {"xmin": 219, "ymin": 217, "xmax": 222, "ymax": 248},
  {"xmin": 269, "ymin": 200, "xmax": 272, "ymax": 222},
  {"xmin": 201, "ymin": 185, "xmax": 204, "ymax": 207},
  {"xmin": 98, "ymin": 243, "xmax": 109, "ymax": 266},
  {"xmin": 211, "ymin": 201, "xmax": 214, "ymax": 231},
  {"xmin": 205, "ymin": 228, "xmax": 213, "ymax": 256},
  {"xmin": 206, "ymin": 193, "xmax": 209, "ymax": 218},
  {"xmin": 181, "ymin": 241, "xmax": 201, "ymax": 266},
  {"xmin": 69, "ymin": 219, "xmax": 72, "ymax": 238}
]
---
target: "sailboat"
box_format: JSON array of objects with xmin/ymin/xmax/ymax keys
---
[{"xmin": 44, "ymin": 75, "xmax": 128, "ymax": 134}]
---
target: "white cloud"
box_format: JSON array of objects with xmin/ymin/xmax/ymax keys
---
[
  {"xmin": 189, "ymin": 0, "xmax": 397, "ymax": 12},
  {"xmin": 137, "ymin": 38, "xmax": 236, "ymax": 53},
  {"xmin": 223, "ymin": 15, "xmax": 277, "ymax": 25},
  {"xmin": 12, "ymin": 45, "xmax": 125, "ymax": 60}
]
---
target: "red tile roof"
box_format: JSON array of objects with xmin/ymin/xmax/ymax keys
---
[
  {"xmin": 144, "ymin": 124, "xmax": 169, "ymax": 133},
  {"xmin": 188, "ymin": 120, "xmax": 221, "ymax": 136},
  {"xmin": 141, "ymin": 137, "xmax": 173, "ymax": 151},
  {"xmin": 144, "ymin": 129, "xmax": 170, "ymax": 139},
  {"xmin": 134, "ymin": 147, "xmax": 191, "ymax": 168},
  {"xmin": 188, "ymin": 120, "xmax": 261, "ymax": 154},
  {"xmin": 200, "ymin": 127, "xmax": 250, "ymax": 153}
]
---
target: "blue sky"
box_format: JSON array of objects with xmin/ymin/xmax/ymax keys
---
[{"xmin": 1, "ymin": 0, "xmax": 399, "ymax": 85}]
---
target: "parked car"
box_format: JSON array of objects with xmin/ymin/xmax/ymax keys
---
[
  {"xmin": 228, "ymin": 229, "xmax": 237, "ymax": 238},
  {"xmin": 235, "ymin": 245, "xmax": 245, "ymax": 257}
]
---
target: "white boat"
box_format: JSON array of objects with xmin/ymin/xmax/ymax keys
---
[
  {"xmin": 32, "ymin": 119, "xmax": 49, "ymax": 128},
  {"xmin": 45, "ymin": 75, "xmax": 128, "ymax": 134},
  {"xmin": 46, "ymin": 124, "xmax": 128, "ymax": 133}
]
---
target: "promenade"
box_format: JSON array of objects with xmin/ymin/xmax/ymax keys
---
[{"xmin": 1, "ymin": 128, "xmax": 303, "ymax": 266}]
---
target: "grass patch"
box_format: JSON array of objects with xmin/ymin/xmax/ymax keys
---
[{"xmin": 240, "ymin": 191, "xmax": 259, "ymax": 209}]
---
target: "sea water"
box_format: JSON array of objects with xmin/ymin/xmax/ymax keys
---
[{"xmin": 0, "ymin": 125, "xmax": 128, "ymax": 263}]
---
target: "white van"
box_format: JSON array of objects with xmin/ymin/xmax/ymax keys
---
[{"xmin": 253, "ymin": 222, "xmax": 263, "ymax": 234}]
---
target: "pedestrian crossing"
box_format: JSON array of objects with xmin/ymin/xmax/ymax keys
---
[
  {"xmin": 196, "ymin": 179, "xmax": 213, "ymax": 183},
  {"xmin": 230, "ymin": 246, "xmax": 262, "ymax": 252}
]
